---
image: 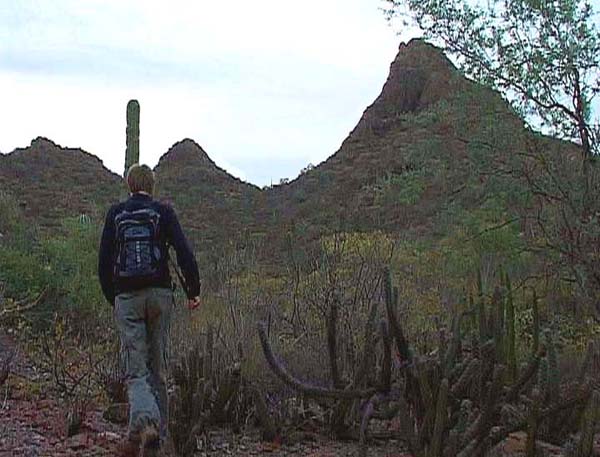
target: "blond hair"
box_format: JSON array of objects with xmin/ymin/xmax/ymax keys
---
[{"xmin": 126, "ymin": 164, "xmax": 155, "ymax": 195}]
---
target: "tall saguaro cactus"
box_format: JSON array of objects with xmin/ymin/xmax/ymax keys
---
[{"xmin": 124, "ymin": 99, "xmax": 140, "ymax": 176}]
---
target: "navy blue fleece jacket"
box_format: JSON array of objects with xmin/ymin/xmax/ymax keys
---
[{"xmin": 98, "ymin": 193, "xmax": 200, "ymax": 305}]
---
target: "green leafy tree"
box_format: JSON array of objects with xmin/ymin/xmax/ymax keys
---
[{"xmin": 384, "ymin": 0, "xmax": 600, "ymax": 160}]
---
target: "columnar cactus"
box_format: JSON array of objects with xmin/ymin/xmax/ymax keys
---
[
  {"xmin": 504, "ymin": 272, "xmax": 517, "ymax": 383},
  {"xmin": 431, "ymin": 378, "xmax": 449, "ymax": 457},
  {"xmin": 538, "ymin": 355, "xmax": 549, "ymax": 399},
  {"xmin": 492, "ymin": 286, "xmax": 505, "ymax": 363},
  {"xmin": 476, "ymin": 269, "xmax": 487, "ymax": 345},
  {"xmin": 525, "ymin": 388, "xmax": 542, "ymax": 457},
  {"xmin": 531, "ymin": 289, "xmax": 540, "ymax": 355},
  {"xmin": 124, "ymin": 99, "xmax": 140, "ymax": 176},
  {"xmin": 544, "ymin": 328, "xmax": 560, "ymax": 404},
  {"xmin": 575, "ymin": 389, "xmax": 600, "ymax": 457},
  {"xmin": 257, "ymin": 269, "xmax": 594, "ymax": 457}
]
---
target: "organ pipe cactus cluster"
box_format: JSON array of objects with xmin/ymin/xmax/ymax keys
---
[
  {"xmin": 258, "ymin": 267, "xmax": 596, "ymax": 457},
  {"xmin": 169, "ymin": 325, "xmax": 246, "ymax": 455},
  {"xmin": 124, "ymin": 99, "xmax": 140, "ymax": 177}
]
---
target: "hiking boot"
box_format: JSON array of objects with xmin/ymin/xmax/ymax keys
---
[{"xmin": 139, "ymin": 425, "xmax": 160, "ymax": 457}]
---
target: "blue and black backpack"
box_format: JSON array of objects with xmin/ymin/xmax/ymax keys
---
[{"xmin": 114, "ymin": 208, "xmax": 162, "ymax": 281}]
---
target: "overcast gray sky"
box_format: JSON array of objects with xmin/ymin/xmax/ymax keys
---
[{"xmin": 0, "ymin": 0, "xmax": 420, "ymax": 186}]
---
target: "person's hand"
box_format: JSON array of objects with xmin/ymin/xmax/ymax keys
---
[{"xmin": 187, "ymin": 296, "xmax": 201, "ymax": 310}]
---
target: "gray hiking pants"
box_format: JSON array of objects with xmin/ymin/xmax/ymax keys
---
[{"xmin": 115, "ymin": 287, "xmax": 172, "ymax": 441}]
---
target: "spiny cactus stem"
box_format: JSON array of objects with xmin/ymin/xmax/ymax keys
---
[
  {"xmin": 477, "ymin": 269, "xmax": 486, "ymax": 344},
  {"xmin": 395, "ymin": 395, "xmax": 424, "ymax": 457},
  {"xmin": 531, "ymin": 289, "xmax": 540, "ymax": 355},
  {"xmin": 415, "ymin": 358, "xmax": 435, "ymax": 413},
  {"xmin": 379, "ymin": 320, "xmax": 392, "ymax": 393},
  {"xmin": 355, "ymin": 296, "xmax": 381, "ymax": 387},
  {"xmin": 525, "ymin": 388, "xmax": 542, "ymax": 457},
  {"xmin": 430, "ymin": 378, "xmax": 449, "ymax": 457},
  {"xmin": 475, "ymin": 364, "xmax": 505, "ymax": 446},
  {"xmin": 544, "ymin": 329, "xmax": 560, "ymax": 404},
  {"xmin": 444, "ymin": 312, "xmax": 467, "ymax": 377},
  {"xmin": 506, "ymin": 348, "xmax": 545, "ymax": 402},
  {"xmin": 451, "ymin": 358, "xmax": 480, "ymax": 398},
  {"xmin": 577, "ymin": 342, "xmax": 593, "ymax": 386},
  {"xmin": 504, "ymin": 273, "xmax": 517, "ymax": 383},
  {"xmin": 492, "ymin": 286, "xmax": 505, "ymax": 363},
  {"xmin": 576, "ymin": 389, "xmax": 600, "ymax": 457},
  {"xmin": 327, "ymin": 296, "xmax": 342, "ymax": 389},
  {"xmin": 384, "ymin": 268, "xmax": 412, "ymax": 364}
]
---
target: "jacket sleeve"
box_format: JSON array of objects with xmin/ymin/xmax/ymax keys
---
[
  {"xmin": 165, "ymin": 206, "xmax": 201, "ymax": 299},
  {"xmin": 98, "ymin": 206, "xmax": 116, "ymax": 306}
]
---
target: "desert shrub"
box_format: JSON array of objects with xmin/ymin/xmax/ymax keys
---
[
  {"xmin": 0, "ymin": 215, "xmax": 109, "ymax": 327},
  {"xmin": 40, "ymin": 217, "xmax": 106, "ymax": 315}
]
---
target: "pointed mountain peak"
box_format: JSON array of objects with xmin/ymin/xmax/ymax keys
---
[
  {"xmin": 352, "ymin": 39, "xmax": 461, "ymax": 136},
  {"xmin": 383, "ymin": 38, "xmax": 458, "ymax": 111},
  {"xmin": 156, "ymin": 138, "xmax": 215, "ymax": 168},
  {"xmin": 30, "ymin": 136, "xmax": 60, "ymax": 150}
]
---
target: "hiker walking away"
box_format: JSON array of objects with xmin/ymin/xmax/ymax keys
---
[{"xmin": 98, "ymin": 164, "xmax": 201, "ymax": 456}]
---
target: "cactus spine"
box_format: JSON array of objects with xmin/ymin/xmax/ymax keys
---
[{"xmin": 124, "ymin": 99, "xmax": 140, "ymax": 176}]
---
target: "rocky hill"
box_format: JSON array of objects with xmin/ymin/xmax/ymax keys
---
[
  {"xmin": 0, "ymin": 137, "xmax": 123, "ymax": 230},
  {"xmin": 0, "ymin": 39, "xmax": 576, "ymax": 251},
  {"xmin": 265, "ymin": 39, "xmax": 531, "ymax": 236},
  {"xmin": 0, "ymin": 136, "xmax": 262, "ymax": 245},
  {"xmin": 153, "ymin": 138, "xmax": 262, "ymax": 247}
]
